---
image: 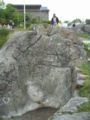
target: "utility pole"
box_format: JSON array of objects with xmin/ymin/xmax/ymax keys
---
[{"xmin": 24, "ymin": 0, "xmax": 26, "ymax": 29}]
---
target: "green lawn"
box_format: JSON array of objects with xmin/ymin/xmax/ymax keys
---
[{"xmin": 78, "ymin": 62, "xmax": 90, "ymax": 112}]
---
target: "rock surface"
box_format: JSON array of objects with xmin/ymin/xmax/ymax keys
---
[
  {"xmin": 0, "ymin": 26, "xmax": 86, "ymax": 117},
  {"xmin": 59, "ymin": 97, "xmax": 88, "ymax": 113},
  {"xmin": 83, "ymin": 25, "xmax": 90, "ymax": 33},
  {"xmin": 76, "ymin": 73, "xmax": 87, "ymax": 86},
  {"xmin": 49, "ymin": 112, "xmax": 90, "ymax": 120}
]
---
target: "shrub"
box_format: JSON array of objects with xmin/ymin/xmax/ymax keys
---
[
  {"xmin": 0, "ymin": 28, "xmax": 10, "ymax": 36},
  {"xmin": 0, "ymin": 117, "xmax": 3, "ymax": 120},
  {"xmin": 78, "ymin": 101, "xmax": 90, "ymax": 112},
  {"xmin": 0, "ymin": 28, "xmax": 10, "ymax": 48},
  {"xmin": 86, "ymin": 19, "xmax": 90, "ymax": 25}
]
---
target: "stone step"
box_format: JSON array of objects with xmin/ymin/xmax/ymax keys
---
[
  {"xmin": 75, "ymin": 67, "xmax": 81, "ymax": 72},
  {"xmin": 59, "ymin": 97, "xmax": 88, "ymax": 114},
  {"xmin": 88, "ymin": 58, "xmax": 90, "ymax": 62},
  {"xmin": 49, "ymin": 112, "xmax": 90, "ymax": 120},
  {"xmin": 77, "ymin": 73, "xmax": 87, "ymax": 80},
  {"xmin": 76, "ymin": 79, "xmax": 85, "ymax": 86}
]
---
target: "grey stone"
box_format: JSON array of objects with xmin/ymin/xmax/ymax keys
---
[
  {"xmin": 69, "ymin": 44, "xmax": 87, "ymax": 67},
  {"xmin": 75, "ymin": 67, "xmax": 81, "ymax": 72},
  {"xmin": 49, "ymin": 112, "xmax": 90, "ymax": 120},
  {"xmin": 83, "ymin": 25, "xmax": 90, "ymax": 33},
  {"xmin": 0, "ymin": 30, "xmax": 73, "ymax": 117},
  {"xmin": 76, "ymin": 79, "xmax": 85, "ymax": 86},
  {"xmin": 59, "ymin": 97, "xmax": 88, "ymax": 113},
  {"xmin": 88, "ymin": 58, "xmax": 90, "ymax": 62},
  {"xmin": 0, "ymin": 26, "xmax": 86, "ymax": 117},
  {"xmin": 76, "ymin": 73, "xmax": 87, "ymax": 86},
  {"xmin": 77, "ymin": 73, "xmax": 88, "ymax": 80}
]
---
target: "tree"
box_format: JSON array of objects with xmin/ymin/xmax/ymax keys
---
[
  {"xmin": 0, "ymin": 8, "xmax": 6, "ymax": 24},
  {"xmin": 85, "ymin": 19, "xmax": 90, "ymax": 25},
  {"xmin": 0, "ymin": 0, "xmax": 6, "ymax": 24},
  {"xmin": 72, "ymin": 19, "xmax": 82, "ymax": 24},
  {"xmin": 4, "ymin": 4, "xmax": 18, "ymax": 23},
  {"xmin": 0, "ymin": 4, "xmax": 24, "ymax": 26}
]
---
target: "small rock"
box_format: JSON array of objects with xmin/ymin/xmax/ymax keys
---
[
  {"xmin": 77, "ymin": 73, "xmax": 87, "ymax": 80},
  {"xmin": 76, "ymin": 79, "xmax": 85, "ymax": 86},
  {"xmin": 49, "ymin": 112, "xmax": 90, "ymax": 120},
  {"xmin": 75, "ymin": 67, "xmax": 81, "ymax": 72},
  {"xmin": 73, "ymin": 90, "xmax": 79, "ymax": 97},
  {"xmin": 88, "ymin": 58, "xmax": 90, "ymax": 62},
  {"xmin": 59, "ymin": 97, "xmax": 88, "ymax": 113}
]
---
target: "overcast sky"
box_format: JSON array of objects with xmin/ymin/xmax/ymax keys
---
[{"xmin": 4, "ymin": 0, "xmax": 90, "ymax": 21}]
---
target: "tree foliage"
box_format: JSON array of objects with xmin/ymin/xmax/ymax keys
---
[
  {"xmin": 85, "ymin": 19, "xmax": 90, "ymax": 25},
  {"xmin": 72, "ymin": 18, "xmax": 82, "ymax": 23},
  {"xmin": 0, "ymin": 4, "xmax": 23, "ymax": 25}
]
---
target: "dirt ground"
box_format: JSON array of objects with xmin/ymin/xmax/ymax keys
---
[{"xmin": 10, "ymin": 108, "xmax": 57, "ymax": 120}]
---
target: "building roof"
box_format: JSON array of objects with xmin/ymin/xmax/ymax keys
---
[{"xmin": 13, "ymin": 4, "xmax": 41, "ymax": 9}]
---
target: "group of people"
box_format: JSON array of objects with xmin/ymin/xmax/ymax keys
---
[
  {"xmin": 0, "ymin": 20, "xmax": 15, "ymax": 30},
  {"xmin": 0, "ymin": 14, "xmax": 60, "ymax": 29},
  {"xmin": 51, "ymin": 14, "xmax": 77, "ymax": 28}
]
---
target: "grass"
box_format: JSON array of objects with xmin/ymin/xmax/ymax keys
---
[
  {"xmin": 78, "ymin": 62, "xmax": 90, "ymax": 112},
  {"xmin": 0, "ymin": 28, "xmax": 11, "ymax": 48},
  {"xmin": 0, "ymin": 117, "xmax": 3, "ymax": 120},
  {"xmin": 78, "ymin": 101, "xmax": 90, "ymax": 112},
  {"xmin": 78, "ymin": 32, "xmax": 90, "ymax": 39},
  {"xmin": 78, "ymin": 32, "xmax": 90, "ymax": 57}
]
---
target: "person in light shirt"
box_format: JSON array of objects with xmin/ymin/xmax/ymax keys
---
[{"xmin": 51, "ymin": 14, "xmax": 59, "ymax": 26}]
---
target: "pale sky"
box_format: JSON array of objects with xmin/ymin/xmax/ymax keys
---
[{"xmin": 4, "ymin": 0, "xmax": 90, "ymax": 21}]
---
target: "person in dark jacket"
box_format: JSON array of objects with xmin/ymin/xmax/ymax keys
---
[{"xmin": 51, "ymin": 14, "xmax": 59, "ymax": 26}]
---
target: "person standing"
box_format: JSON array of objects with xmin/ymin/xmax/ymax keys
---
[{"xmin": 51, "ymin": 14, "xmax": 59, "ymax": 26}]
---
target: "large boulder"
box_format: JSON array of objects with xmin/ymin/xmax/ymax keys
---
[
  {"xmin": 0, "ymin": 26, "xmax": 86, "ymax": 117},
  {"xmin": 0, "ymin": 30, "xmax": 74, "ymax": 117}
]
